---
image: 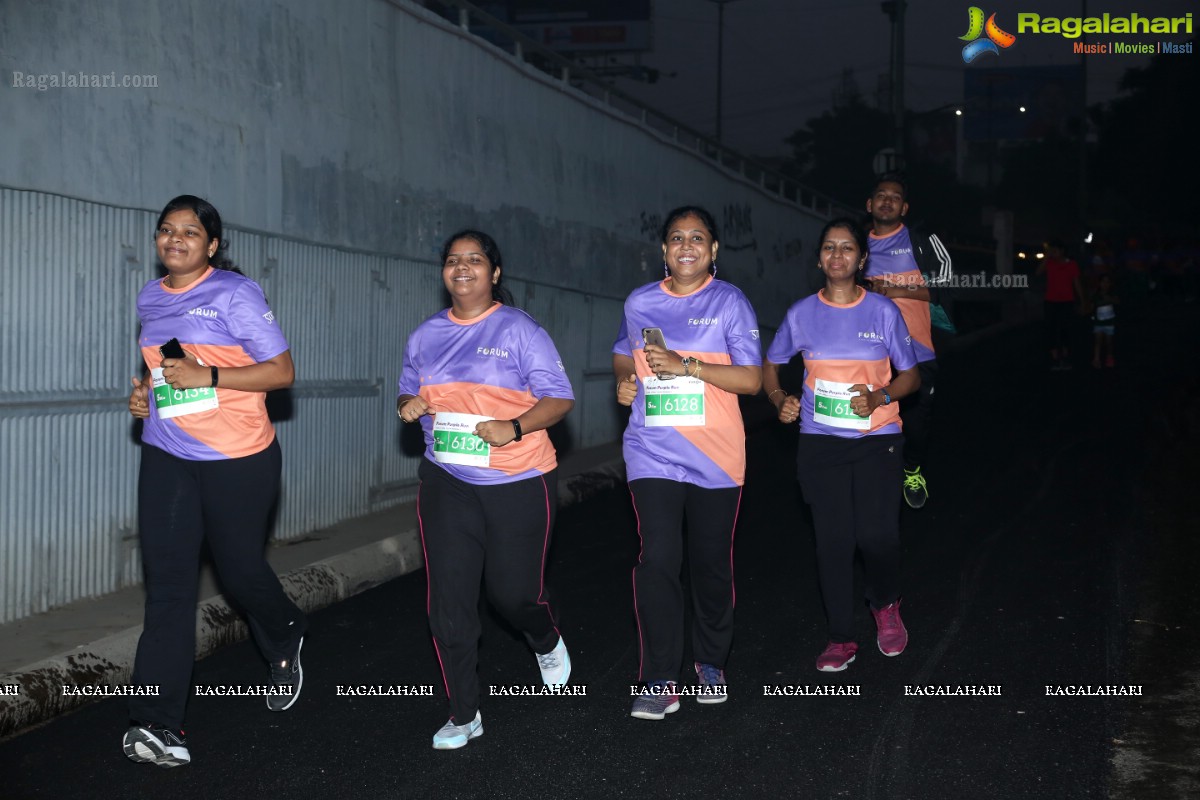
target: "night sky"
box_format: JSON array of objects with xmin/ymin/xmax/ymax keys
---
[{"xmin": 607, "ymin": 0, "xmax": 1195, "ymax": 158}]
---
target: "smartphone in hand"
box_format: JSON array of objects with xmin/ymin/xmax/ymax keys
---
[
  {"xmin": 159, "ymin": 338, "xmax": 185, "ymax": 360},
  {"xmin": 641, "ymin": 327, "xmax": 674, "ymax": 381},
  {"xmin": 642, "ymin": 327, "xmax": 667, "ymax": 351}
]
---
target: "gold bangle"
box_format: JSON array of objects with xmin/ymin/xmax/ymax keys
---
[
  {"xmin": 768, "ymin": 388, "xmax": 786, "ymax": 400},
  {"xmin": 692, "ymin": 359, "xmax": 703, "ymax": 379}
]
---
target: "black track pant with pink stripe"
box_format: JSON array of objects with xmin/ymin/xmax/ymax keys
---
[
  {"xmin": 417, "ymin": 459, "xmax": 561, "ymax": 724},
  {"xmin": 629, "ymin": 478, "xmax": 742, "ymax": 683}
]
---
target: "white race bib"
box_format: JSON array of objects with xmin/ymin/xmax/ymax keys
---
[
  {"xmin": 1095, "ymin": 304, "xmax": 1115, "ymax": 321},
  {"xmin": 813, "ymin": 379, "xmax": 871, "ymax": 431},
  {"xmin": 151, "ymin": 368, "xmax": 219, "ymax": 419},
  {"xmin": 432, "ymin": 412, "xmax": 491, "ymax": 467},
  {"xmin": 643, "ymin": 376, "xmax": 705, "ymax": 427}
]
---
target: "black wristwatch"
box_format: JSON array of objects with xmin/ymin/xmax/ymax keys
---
[{"xmin": 511, "ymin": 419, "xmax": 523, "ymax": 442}]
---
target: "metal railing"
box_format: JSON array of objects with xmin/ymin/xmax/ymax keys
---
[{"xmin": 411, "ymin": 0, "xmax": 843, "ymax": 216}]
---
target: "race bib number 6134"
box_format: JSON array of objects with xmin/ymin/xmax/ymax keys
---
[{"xmin": 151, "ymin": 368, "xmax": 219, "ymax": 419}]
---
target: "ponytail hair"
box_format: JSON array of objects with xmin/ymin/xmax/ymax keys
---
[{"xmin": 440, "ymin": 229, "xmax": 515, "ymax": 306}]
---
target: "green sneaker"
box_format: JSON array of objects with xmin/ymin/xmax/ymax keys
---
[{"xmin": 903, "ymin": 467, "xmax": 928, "ymax": 509}]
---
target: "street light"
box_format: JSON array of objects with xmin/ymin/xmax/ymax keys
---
[
  {"xmin": 706, "ymin": 0, "xmax": 745, "ymax": 144},
  {"xmin": 881, "ymin": 0, "xmax": 907, "ymax": 156}
]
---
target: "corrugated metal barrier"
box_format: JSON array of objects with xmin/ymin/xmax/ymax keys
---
[{"xmin": 0, "ymin": 188, "xmax": 627, "ymax": 623}]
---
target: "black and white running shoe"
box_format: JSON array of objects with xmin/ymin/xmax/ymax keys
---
[
  {"xmin": 123, "ymin": 723, "xmax": 191, "ymax": 767},
  {"xmin": 267, "ymin": 635, "xmax": 304, "ymax": 711}
]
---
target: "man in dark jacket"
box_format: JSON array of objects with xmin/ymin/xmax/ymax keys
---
[{"xmin": 863, "ymin": 174, "xmax": 952, "ymax": 509}]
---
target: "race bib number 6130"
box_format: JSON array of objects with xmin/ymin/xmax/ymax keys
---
[{"xmin": 432, "ymin": 412, "xmax": 492, "ymax": 467}]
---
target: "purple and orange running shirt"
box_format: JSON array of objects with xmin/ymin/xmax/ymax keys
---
[
  {"xmin": 866, "ymin": 224, "xmax": 935, "ymax": 363},
  {"xmin": 137, "ymin": 266, "xmax": 289, "ymax": 461},
  {"xmin": 613, "ymin": 276, "xmax": 761, "ymax": 488},
  {"xmin": 398, "ymin": 303, "xmax": 574, "ymax": 485},
  {"xmin": 766, "ymin": 290, "xmax": 916, "ymax": 438}
]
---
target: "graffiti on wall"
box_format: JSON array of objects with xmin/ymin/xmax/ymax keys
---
[
  {"xmin": 721, "ymin": 202, "xmax": 757, "ymax": 253},
  {"xmin": 772, "ymin": 236, "xmax": 807, "ymax": 264},
  {"xmin": 638, "ymin": 210, "xmax": 663, "ymax": 241}
]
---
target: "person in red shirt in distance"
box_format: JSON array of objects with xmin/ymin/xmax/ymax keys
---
[{"xmin": 1039, "ymin": 239, "xmax": 1084, "ymax": 371}]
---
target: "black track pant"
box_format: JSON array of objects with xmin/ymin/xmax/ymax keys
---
[
  {"xmin": 899, "ymin": 359, "xmax": 937, "ymax": 470},
  {"xmin": 796, "ymin": 434, "xmax": 903, "ymax": 643},
  {"xmin": 417, "ymin": 459, "xmax": 561, "ymax": 724},
  {"xmin": 628, "ymin": 479, "xmax": 742, "ymax": 683},
  {"xmin": 1044, "ymin": 300, "xmax": 1076, "ymax": 353},
  {"xmin": 130, "ymin": 439, "xmax": 307, "ymax": 729}
]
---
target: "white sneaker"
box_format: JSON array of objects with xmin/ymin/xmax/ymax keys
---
[
  {"xmin": 536, "ymin": 637, "xmax": 571, "ymax": 686},
  {"xmin": 432, "ymin": 711, "xmax": 483, "ymax": 750},
  {"xmin": 123, "ymin": 724, "xmax": 191, "ymax": 767}
]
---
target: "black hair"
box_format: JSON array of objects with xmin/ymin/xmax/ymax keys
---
[
  {"xmin": 660, "ymin": 205, "xmax": 720, "ymax": 245},
  {"xmin": 873, "ymin": 173, "xmax": 908, "ymax": 201},
  {"xmin": 819, "ymin": 217, "xmax": 869, "ymax": 255},
  {"xmin": 440, "ymin": 229, "xmax": 514, "ymax": 306},
  {"xmin": 817, "ymin": 216, "xmax": 870, "ymax": 277},
  {"xmin": 154, "ymin": 194, "xmax": 242, "ymax": 273}
]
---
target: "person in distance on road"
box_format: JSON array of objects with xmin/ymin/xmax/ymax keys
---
[{"xmin": 1039, "ymin": 237, "xmax": 1085, "ymax": 371}]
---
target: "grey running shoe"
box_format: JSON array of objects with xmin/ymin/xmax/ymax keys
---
[
  {"xmin": 432, "ymin": 711, "xmax": 483, "ymax": 750},
  {"xmin": 693, "ymin": 662, "xmax": 728, "ymax": 704},
  {"xmin": 630, "ymin": 681, "xmax": 680, "ymax": 720}
]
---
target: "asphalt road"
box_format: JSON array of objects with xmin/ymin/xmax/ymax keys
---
[{"xmin": 2, "ymin": 301, "xmax": 1196, "ymax": 799}]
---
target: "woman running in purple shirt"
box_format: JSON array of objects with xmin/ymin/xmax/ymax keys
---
[
  {"xmin": 613, "ymin": 206, "xmax": 762, "ymax": 718},
  {"xmin": 763, "ymin": 217, "xmax": 920, "ymax": 672}
]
